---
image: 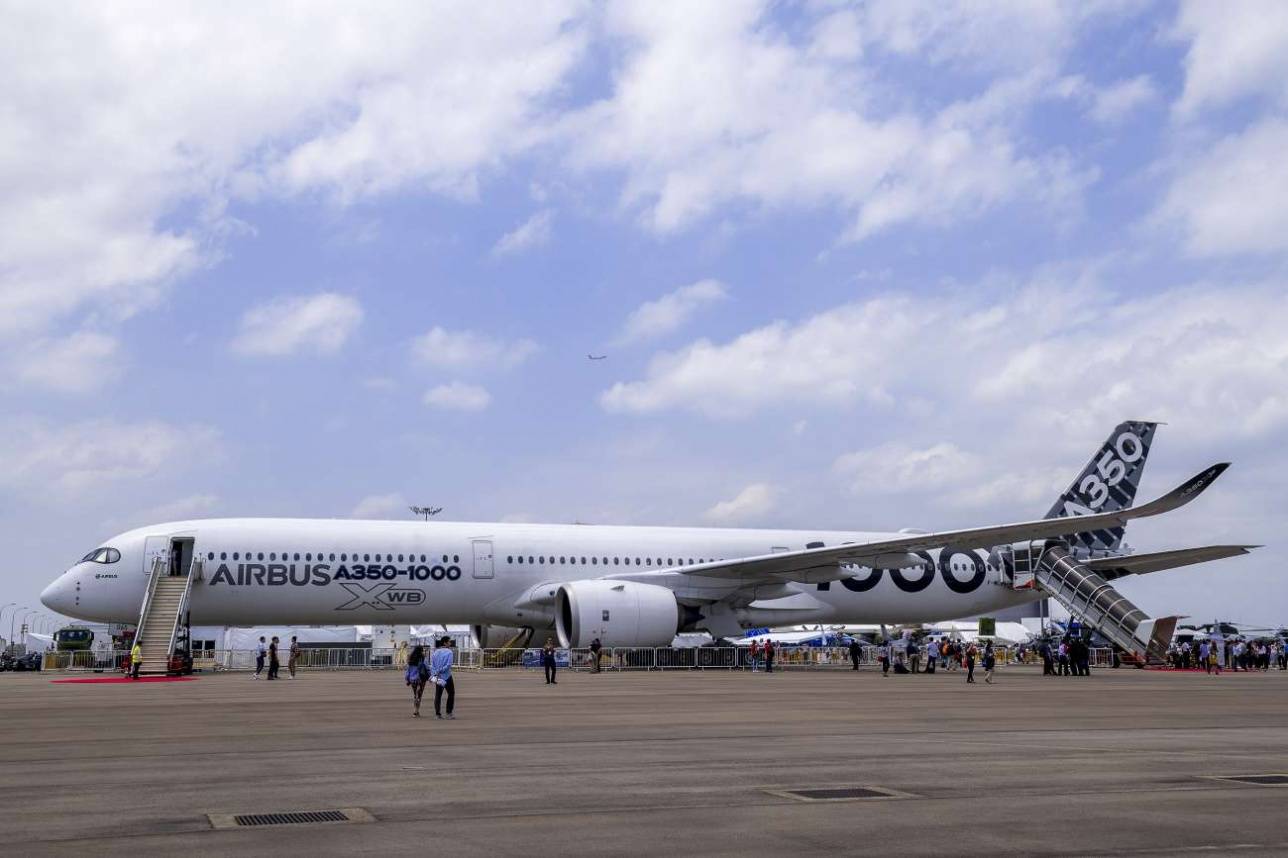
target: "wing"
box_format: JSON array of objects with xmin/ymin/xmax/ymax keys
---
[
  {"xmin": 1086, "ymin": 545, "xmax": 1258, "ymax": 580},
  {"xmin": 620, "ymin": 463, "xmax": 1230, "ymax": 586}
]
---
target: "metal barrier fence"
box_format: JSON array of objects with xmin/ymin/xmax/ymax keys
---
[
  {"xmin": 1090, "ymin": 647, "xmax": 1116, "ymax": 668},
  {"xmin": 35, "ymin": 644, "xmax": 1066, "ymax": 673}
]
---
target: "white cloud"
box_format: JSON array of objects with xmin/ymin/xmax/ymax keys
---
[
  {"xmin": 1087, "ymin": 75, "xmax": 1156, "ymax": 123},
  {"xmin": 1055, "ymin": 75, "xmax": 1156, "ymax": 124},
  {"xmin": 0, "ymin": 418, "xmax": 220, "ymax": 496},
  {"xmin": 411, "ymin": 327, "xmax": 537, "ymax": 370},
  {"xmin": 704, "ymin": 482, "xmax": 776, "ymax": 525},
  {"xmin": 602, "ymin": 277, "xmax": 1288, "ymax": 442},
  {"xmin": 231, "ymin": 293, "xmax": 363, "ymax": 356},
  {"xmin": 834, "ymin": 443, "xmax": 980, "ymax": 494},
  {"xmin": 602, "ymin": 296, "xmax": 921, "ymax": 416},
  {"xmin": 856, "ymin": 0, "xmax": 1107, "ymax": 73},
  {"xmin": 1172, "ymin": 1, "xmax": 1288, "ymax": 117},
  {"xmin": 6, "ymin": 331, "xmax": 122, "ymax": 393},
  {"xmin": 1156, "ymin": 119, "xmax": 1288, "ymax": 257},
  {"xmin": 616, "ymin": 279, "xmax": 728, "ymax": 345},
  {"xmin": 132, "ymin": 494, "xmax": 221, "ymax": 524},
  {"xmin": 492, "ymin": 209, "xmax": 554, "ymax": 256},
  {"xmin": 350, "ymin": 493, "xmax": 408, "ymax": 519},
  {"xmin": 0, "ymin": 4, "xmax": 585, "ymax": 346},
  {"xmin": 564, "ymin": 2, "xmax": 1099, "ymax": 239},
  {"xmin": 423, "ymin": 382, "xmax": 491, "ymax": 411}
]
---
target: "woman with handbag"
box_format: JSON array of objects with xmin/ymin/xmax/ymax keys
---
[{"xmin": 405, "ymin": 645, "xmax": 428, "ymax": 717}]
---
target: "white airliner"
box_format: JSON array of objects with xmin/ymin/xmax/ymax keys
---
[{"xmin": 41, "ymin": 423, "xmax": 1254, "ymax": 655}]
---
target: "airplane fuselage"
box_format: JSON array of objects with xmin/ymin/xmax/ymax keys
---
[{"xmin": 41, "ymin": 517, "xmax": 1040, "ymax": 632}]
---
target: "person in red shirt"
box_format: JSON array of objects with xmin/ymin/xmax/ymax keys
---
[
  {"xmin": 749, "ymin": 639, "xmax": 761, "ymax": 672},
  {"xmin": 764, "ymin": 639, "xmax": 776, "ymax": 673}
]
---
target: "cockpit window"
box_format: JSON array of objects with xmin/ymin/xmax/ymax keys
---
[{"xmin": 80, "ymin": 547, "xmax": 121, "ymax": 564}]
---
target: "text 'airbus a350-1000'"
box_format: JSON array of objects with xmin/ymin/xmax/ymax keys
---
[{"xmin": 41, "ymin": 422, "xmax": 1256, "ymax": 660}]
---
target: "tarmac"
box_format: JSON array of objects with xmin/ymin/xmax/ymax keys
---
[{"xmin": 2, "ymin": 664, "xmax": 1287, "ymax": 857}]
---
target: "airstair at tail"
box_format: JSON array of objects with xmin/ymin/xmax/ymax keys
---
[
  {"xmin": 133, "ymin": 556, "xmax": 199, "ymax": 675},
  {"xmin": 1005, "ymin": 540, "xmax": 1177, "ymax": 662}
]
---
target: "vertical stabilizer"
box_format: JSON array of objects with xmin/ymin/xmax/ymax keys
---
[{"xmin": 1045, "ymin": 421, "xmax": 1158, "ymax": 553}]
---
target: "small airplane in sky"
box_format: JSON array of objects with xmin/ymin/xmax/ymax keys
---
[{"xmin": 587, "ymin": 354, "xmax": 607, "ymax": 360}]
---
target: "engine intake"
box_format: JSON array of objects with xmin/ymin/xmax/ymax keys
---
[{"xmin": 555, "ymin": 580, "xmax": 681, "ymax": 648}]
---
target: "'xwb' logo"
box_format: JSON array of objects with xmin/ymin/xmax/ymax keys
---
[{"xmin": 335, "ymin": 583, "xmax": 425, "ymax": 611}]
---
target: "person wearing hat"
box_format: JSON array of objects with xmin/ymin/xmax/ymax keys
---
[{"xmin": 430, "ymin": 635, "xmax": 455, "ymax": 720}]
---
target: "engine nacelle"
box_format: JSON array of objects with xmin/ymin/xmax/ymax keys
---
[{"xmin": 555, "ymin": 580, "xmax": 681, "ymax": 648}]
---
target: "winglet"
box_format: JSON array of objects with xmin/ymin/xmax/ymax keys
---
[{"xmin": 1131, "ymin": 463, "xmax": 1229, "ymax": 519}]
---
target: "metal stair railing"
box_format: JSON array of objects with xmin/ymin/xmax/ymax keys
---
[
  {"xmin": 1030, "ymin": 542, "xmax": 1168, "ymax": 660},
  {"xmin": 133, "ymin": 555, "xmax": 167, "ymax": 645},
  {"xmin": 163, "ymin": 558, "xmax": 200, "ymax": 661}
]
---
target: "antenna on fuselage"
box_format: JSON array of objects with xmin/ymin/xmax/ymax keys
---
[{"xmin": 409, "ymin": 505, "xmax": 443, "ymax": 521}]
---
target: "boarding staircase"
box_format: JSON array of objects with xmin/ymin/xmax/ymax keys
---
[
  {"xmin": 1003, "ymin": 540, "xmax": 1177, "ymax": 662},
  {"xmin": 482, "ymin": 626, "xmax": 535, "ymax": 667},
  {"xmin": 133, "ymin": 556, "xmax": 199, "ymax": 675}
]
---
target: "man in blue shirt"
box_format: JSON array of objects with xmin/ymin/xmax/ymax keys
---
[{"xmin": 430, "ymin": 636, "xmax": 456, "ymax": 720}]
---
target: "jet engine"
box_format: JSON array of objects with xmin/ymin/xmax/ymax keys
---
[{"xmin": 555, "ymin": 580, "xmax": 681, "ymax": 648}]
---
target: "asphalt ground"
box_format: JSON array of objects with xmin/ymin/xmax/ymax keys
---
[{"xmin": 2, "ymin": 664, "xmax": 1287, "ymax": 857}]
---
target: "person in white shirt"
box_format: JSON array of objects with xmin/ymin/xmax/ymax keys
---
[{"xmin": 253, "ymin": 636, "xmax": 266, "ymax": 679}]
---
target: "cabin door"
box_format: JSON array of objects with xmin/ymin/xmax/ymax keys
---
[{"xmin": 472, "ymin": 540, "xmax": 494, "ymax": 579}]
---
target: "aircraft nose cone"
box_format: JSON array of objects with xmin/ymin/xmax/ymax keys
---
[{"xmin": 41, "ymin": 575, "xmax": 72, "ymax": 614}]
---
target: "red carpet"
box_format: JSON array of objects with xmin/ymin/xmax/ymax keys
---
[{"xmin": 50, "ymin": 676, "xmax": 199, "ymax": 684}]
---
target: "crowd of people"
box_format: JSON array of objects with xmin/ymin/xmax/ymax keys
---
[
  {"xmin": 386, "ymin": 630, "xmax": 1288, "ymax": 719},
  {"xmin": 1166, "ymin": 638, "xmax": 1286, "ymax": 673},
  {"xmin": 1037, "ymin": 638, "xmax": 1092, "ymax": 676},
  {"xmin": 250, "ymin": 634, "xmax": 300, "ymax": 680},
  {"xmin": 834, "ymin": 636, "xmax": 999, "ymax": 684}
]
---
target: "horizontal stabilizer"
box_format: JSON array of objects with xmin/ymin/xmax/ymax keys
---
[{"xmin": 1088, "ymin": 545, "xmax": 1259, "ymax": 580}]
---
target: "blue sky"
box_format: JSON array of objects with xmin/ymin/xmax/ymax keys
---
[{"xmin": 3, "ymin": 1, "xmax": 1287, "ymax": 627}]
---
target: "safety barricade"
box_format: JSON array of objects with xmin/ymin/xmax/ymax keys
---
[
  {"xmin": 1090, "ymin": 647, "xmax": 1116, "ymax": 668},
  {"xmin": 40, "ymin": 650, "xmax": 128, "ymax": 671},
  {"xmin": 31, "ymin": 643, "xmax": 1036, "ymax": 673}
]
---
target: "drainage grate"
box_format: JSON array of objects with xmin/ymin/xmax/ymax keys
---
[
  {"xmin": 1211, "ymin": 774, "xmax": 1288, "ymax": 786},
  {"xmin": 237, "ymin": 810, "xmax": 349, "ymax": 826},
  {"xmin": 768, "ymin": 786, "xmax": 912, "ymax": 802},
  {"xmin": 207, "ymin": 807, "xmax": 375, "ymax": 830}
]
